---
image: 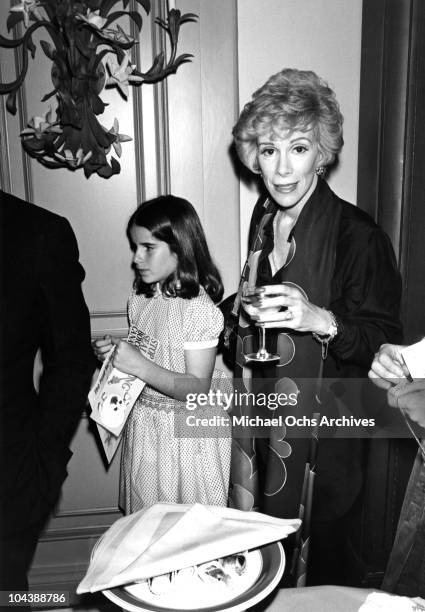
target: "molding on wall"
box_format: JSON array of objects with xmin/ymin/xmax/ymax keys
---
[
  {"xmin": 12, "ymin": 9, "xmax": 33, "ymax": 202},
  {"xmin": 39, "ymin": 523, "xmax": 114, "ymax": 543},
  {"xmin": 91, "ymin": 329, "xmax": 128, "ymax": 339},
  {"xmin": 90, "ymin": 309, "xmax": 128, "ymax": 337},
  {"xmin": 0, "ymin": 64, "xmax": 12, "ymax": 192},
  {"xmin": 152, "ymin": 0, "xmax": 171, "ymax": 195},
  {"xmin": 90, "ymin": 310, "xmax": 127, "ymax": 318},
  {"xmin": 39, "ymin": 508, "xmax": 121, "ymax": 542},
  {"xmin": 29, "ymin": 561, "xmax": 88, "ymax": 586},
  {"xmin": 130, "ymin": 0, "xmax": 146, "ymax": 206},
  {"xmin": 56, "ymin": 506, "xmax": 119, "ymax": 518}
]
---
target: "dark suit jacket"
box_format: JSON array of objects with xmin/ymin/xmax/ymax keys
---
[{"xmin": 0, "ymin": 190, "xmax": 95, "ymax": 536}]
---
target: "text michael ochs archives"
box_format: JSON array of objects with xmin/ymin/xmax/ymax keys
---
[{"xmin": 183, "ymin": 390, "xmax": 377, "ymax": 429}]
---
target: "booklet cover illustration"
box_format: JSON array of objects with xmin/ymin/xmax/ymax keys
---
[{"xmin": 88, "ymin": 346, "xmax": 145, "ymax": 462}]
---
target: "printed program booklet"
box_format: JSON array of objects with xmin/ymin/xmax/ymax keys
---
[{"xmin": 88, "ymin": 347, "xmax": 145, "ymax": 463}]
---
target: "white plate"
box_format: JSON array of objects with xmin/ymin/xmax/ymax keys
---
[
  {"xmin": 124, "ymin": 549, "xmax": 262, "ymax": 609},
  {"xmin": 102, "ymin": 541, "xmax": 284, "ymax": 612}
]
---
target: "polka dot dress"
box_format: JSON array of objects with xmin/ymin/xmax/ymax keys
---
[{"xmin": 119, "ymin": 288, "xmax": 232, "ymax": 514}]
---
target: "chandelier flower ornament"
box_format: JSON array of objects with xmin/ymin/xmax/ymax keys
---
[
  {"xmin": 19, "ymin": 106, "xmax": 62, "ymax": 138},
  {"xmin": 108, "ymin": 117, "xmax": 131, "ymax": 156},
  {"xmin": 0, "ymin": 0, "xmax": 197, "ymax": 178},
  {"xmin": 106, "ymin": 52, "xmax": 144, "ymax": 96},
  {"xmin": 10, "ymin": 1, "xmax": 45, "ymax": 28}
]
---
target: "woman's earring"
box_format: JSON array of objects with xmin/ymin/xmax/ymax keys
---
[
  {"xmin": 175, "ymin": 278, "xmax": 182, "ymax": 291},
  {"xmin": 316, "ymin": 166, "xmax": 325, "ymax": 176}
]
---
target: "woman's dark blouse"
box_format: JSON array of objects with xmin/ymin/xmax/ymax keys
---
[{"xmin": 250, "ymin": 179, "xmax": 403, "ymax": 378}]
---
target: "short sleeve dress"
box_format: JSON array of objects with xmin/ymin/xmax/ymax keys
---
[{"xmin": 119, "ymin": 288, "xmax": 232, "ymax": 514}]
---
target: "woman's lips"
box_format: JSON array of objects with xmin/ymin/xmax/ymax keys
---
[{"xmin": 274, "ymin": 183, "xmax": 297, "ymax": 193}]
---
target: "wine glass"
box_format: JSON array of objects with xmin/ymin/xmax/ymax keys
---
[{"xmin": 241, "ymin": 284, "xmax": 281, "ymax": 363}]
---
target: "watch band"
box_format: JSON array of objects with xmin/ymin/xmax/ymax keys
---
[{"xmin": 312, "ymin": 310, "xmax": 338, "ymax": 359}]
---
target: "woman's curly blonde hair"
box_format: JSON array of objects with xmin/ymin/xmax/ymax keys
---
[{"xmin": 233, "ymin": 68, "xmax": 344, "ymax": 173}]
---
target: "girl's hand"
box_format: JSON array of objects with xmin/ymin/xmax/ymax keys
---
[
  {"xmin": 368, "ymin": 343, "xmax": 409, "ymax": 390},
  {"xmin": 252, "ymin": 284, "xmax": 333, "ymax": 334},
  {"xmin": 112, "ymin": 338, "xmax": 145, "ymax": 378},
  {"xmin": 92, "ymin": 334, "xmax": 115, "ymax": 362}
]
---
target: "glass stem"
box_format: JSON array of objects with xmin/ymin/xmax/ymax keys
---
[{"xmin": 257, "ymin": 324, "xmax": 267, "ymax": 358}]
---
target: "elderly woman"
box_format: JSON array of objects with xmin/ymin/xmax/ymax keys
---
[{"xmin": 227, "ymin": 68, "xmax": 402, "ymax": 585}]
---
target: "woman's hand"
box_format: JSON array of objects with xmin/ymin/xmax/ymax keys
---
[
  {"xmin": 368, "ymin": 343, "xmax": 409, "ymax": 390},
  {"xmin": 92, "ymin": 334, "xmax": 115, "ymax": 362},
  {"xmin": 241, "ymin": 282, "xmax": 266, "ymax": 318},
  {"xmin": 112, "ymin": 338, "xmax": 146, "ymax": 378},
  {"xmin": 252, "ymin": 284, "xmax": 333, "ymax": 334}
]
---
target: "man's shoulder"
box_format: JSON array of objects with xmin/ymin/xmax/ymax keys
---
[{"xmin": 0, "ymin": 190, "xmax": 66, "ymax": 227}]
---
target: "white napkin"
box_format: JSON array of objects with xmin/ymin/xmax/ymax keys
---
[
  {"xmin": 77, "ymin": 502, "xmax": 300, "ymax": 594},
  {"xmin": 359, "ymin": 592, "xmax": 425, "ymax": 611}
]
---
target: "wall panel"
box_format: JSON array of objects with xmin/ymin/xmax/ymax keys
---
[{"xmin": 167, "ymin": 0, "xmax": 240, "ymax": 298}]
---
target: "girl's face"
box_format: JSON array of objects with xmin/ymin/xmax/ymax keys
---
[
  {"xmin": 256, "ymin": 128, "xmax": 323, "ymax": 210},
  {"xmin": 130, "ymin": 225, "xmax": 178, "ymax": 285}
]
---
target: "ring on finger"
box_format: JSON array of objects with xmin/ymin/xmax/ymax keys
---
[{"xmin": 286, "ymin": 309, "xmax": 294, "ymax": 320}]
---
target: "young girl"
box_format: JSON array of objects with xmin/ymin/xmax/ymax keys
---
[{"xmin": 93, "ymin": 195, "xmax": 231, "ymax": 514}]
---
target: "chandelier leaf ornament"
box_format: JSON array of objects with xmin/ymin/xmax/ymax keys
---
[{"xmin": 0, "ymin": 0, "xmax": 197, "ymax": 179}]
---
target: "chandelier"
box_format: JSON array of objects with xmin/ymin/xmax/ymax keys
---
[{"xmin": 0, "ymin": 0, "xmax": 196, "ymax": 178}]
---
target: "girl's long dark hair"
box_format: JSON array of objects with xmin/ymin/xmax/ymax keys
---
[{"xmin": 127, "ymin": 195, "xmax": 223, "ymax": 303}]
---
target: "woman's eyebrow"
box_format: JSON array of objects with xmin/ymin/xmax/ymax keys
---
[
  {"xmin": 257, "ymin": 135, "xmax": 313, "ymax": 145},
  {"xmin": 289, "ymin": 135, "xmax": 313, "ymax": 144}
]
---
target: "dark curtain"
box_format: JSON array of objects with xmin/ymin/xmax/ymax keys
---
[{"xmin": 351, "ymin": 0, "xmax": 425, "ymax": 587}]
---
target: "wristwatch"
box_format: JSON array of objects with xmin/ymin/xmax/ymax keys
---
[
  {"xmin": 312, "ymin": 310, "xmax": 338, "ymax": 359},
  {"xmin": 323, "ymin": 311, "xmax": 338, "ymax": 340}
]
